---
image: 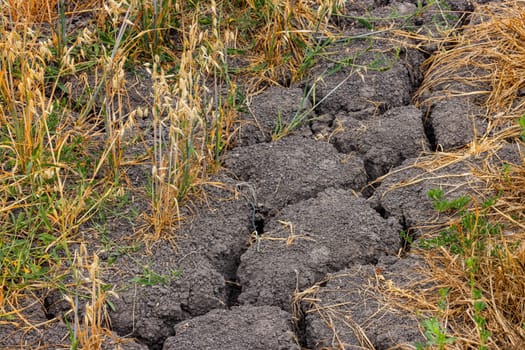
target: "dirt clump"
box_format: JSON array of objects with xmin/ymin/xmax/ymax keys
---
[
  {"xmin": 162, "ymin": 305, "xmax": 300, "ymax": 350},
  {"xmin": 333, "ymin": 104, "xmax": 429, "ymax": 180},
  {"xmin": 302, "ymin": 255, "xmax": 428, "ymax": 349},
  {"xmin": 239, "ymin": 86, "xmax": 313, "ymax": 146},
  {"xmin": 224, "ymin": 135, "xmax": 367, "ymax": 212},
  {"xmin": 108, "ymin": 180, "xmax": 252, "ymax": 348},
  {"xmin": 237, "ymin": 187, "xmax": 401, "ymax": 311}
]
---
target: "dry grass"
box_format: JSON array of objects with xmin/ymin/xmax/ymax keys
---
[
  {"xmin": 382, "ymin": 1, "xmax": 525, "ymax": 348},
  {"xmin": 356, "ymin": 125, "xmax": 525, "ymax": 349},
  {"xmin": 0, "ymin": 0, "xmax": 345, "ymax": 347},
  {"xmin": 241, "ymin": 0, "xmax": 342, "ymax": 86},
  {"xmin": 66, "ymin": 244, "xmax": 114, "ymax": 349},
  {"xmin": 416, "ymin": 0, "xmax": 525, "ymax": 115},
  {"xmin": 3, "ymin": 0, "xmax": 100, "ymax": 23}
]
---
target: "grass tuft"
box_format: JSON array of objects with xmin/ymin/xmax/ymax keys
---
[{"xmin": 416, "ymin": 1, "xmax": 525, "ymax": 116}]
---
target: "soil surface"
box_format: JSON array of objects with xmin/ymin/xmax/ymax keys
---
[{"xmin": 2, "ymin": 1, "xmax": 521, "ymax": 349}]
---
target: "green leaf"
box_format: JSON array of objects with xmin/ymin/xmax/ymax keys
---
[
  {"xmin": 357, "ymin": 17, "xmax": 373, "ymax": 30},
  {"xmin": 427, "ymin": 188, "xmax": 444, "ymax": 201},
  {"xmin": 519, "ymin": 114, "xmax": 525, "ymax": 141}
]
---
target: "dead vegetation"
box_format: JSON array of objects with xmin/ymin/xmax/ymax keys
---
[
  {"xmin": 1, "ymin": 0, "xmax": 525, "ymax": 349},
  {"xmin": 384, "ymin": 1, "xmax": 525, "ymax": 348},
  {"xmin": 0, "ymin": 0, "xmax": 344, "ymax": 347}
]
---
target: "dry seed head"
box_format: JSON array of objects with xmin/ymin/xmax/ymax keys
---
[
  {"xmin": 63, "ymin": 294, "xmax": 75, "ymax": 309},
  {"xmin": 123, "ymin": 18, "xmax": 135, "ymax": 27},
  {"xmin": 151, "ymin": 165, "xmax": 158, "ymax": 179},
  {"xmin": 37, "ymin": 38, "xmax": 53, "ymax": 59},
  {"xmin": 71, "ymin": 27, "xmax": 96, "ymax": 48},
  {"xmin": 5, "ymin": 31, "xmax": 23, "ymax": 57},
  {"xmin": 110, "ymin": 60, "xmax": 126, "ymax": 91},
  {"xmin": 104, "ymin": 0, "xmax": 128, "ymax": 26},
  {"xmin": 81, "ymin": 27, "xmax": 94, "ymax": 43},
  {"xmin": 225, "ymin": 29, "xmax": 237, "ymax": 47},
  {"xmin": 23, "ymin": 25, "xmax": 35, "ymax": 37},
  {"xmin": 58, "ymin": 53, "xmax": 76, "ymax": 73},
  {"xmin": 169, "ymin": 125, "xmax": 183, "ymax": 138},
  {"xmin": 105, "ymin": 0, "xmax": 126, "ymax": 14},
  {"xmin": 163, "ymin": 95, "xmax": 174, "ymax": 108}
]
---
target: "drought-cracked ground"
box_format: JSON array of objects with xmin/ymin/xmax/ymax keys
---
[{"xmin": 2, "ymin": 1, "xmax": 523, "ymax": 349}]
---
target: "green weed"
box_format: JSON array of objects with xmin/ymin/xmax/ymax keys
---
[
  {"xmin": 416, "ymin": 190, "xmax": 508, "ymax": 348},
  {"xmin": 416, "ymin": 317, "xmax": 457, "ymax": 350},
  {"xmin": 130, "ymin": 265, "xmax": 181, "ymax": 287},
  {"xmin": 518, "ymin": 114, "xmax": 525, "ymax": 142},
  {"xmin": 427, "ymin": 188, "xmax": 470, "ymax": 213},
  {"xmin": 420, "ymin": 190, "xmax": 501, "ymax": 255}
]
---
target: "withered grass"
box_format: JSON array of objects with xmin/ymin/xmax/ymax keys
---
[
  {"xmin": 382, "ymin": 1, "xmax": 525, "ymax": 348},
  {"xmin": 0, "ymin": 0, "xmax": 344, "ymax": 347}
]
